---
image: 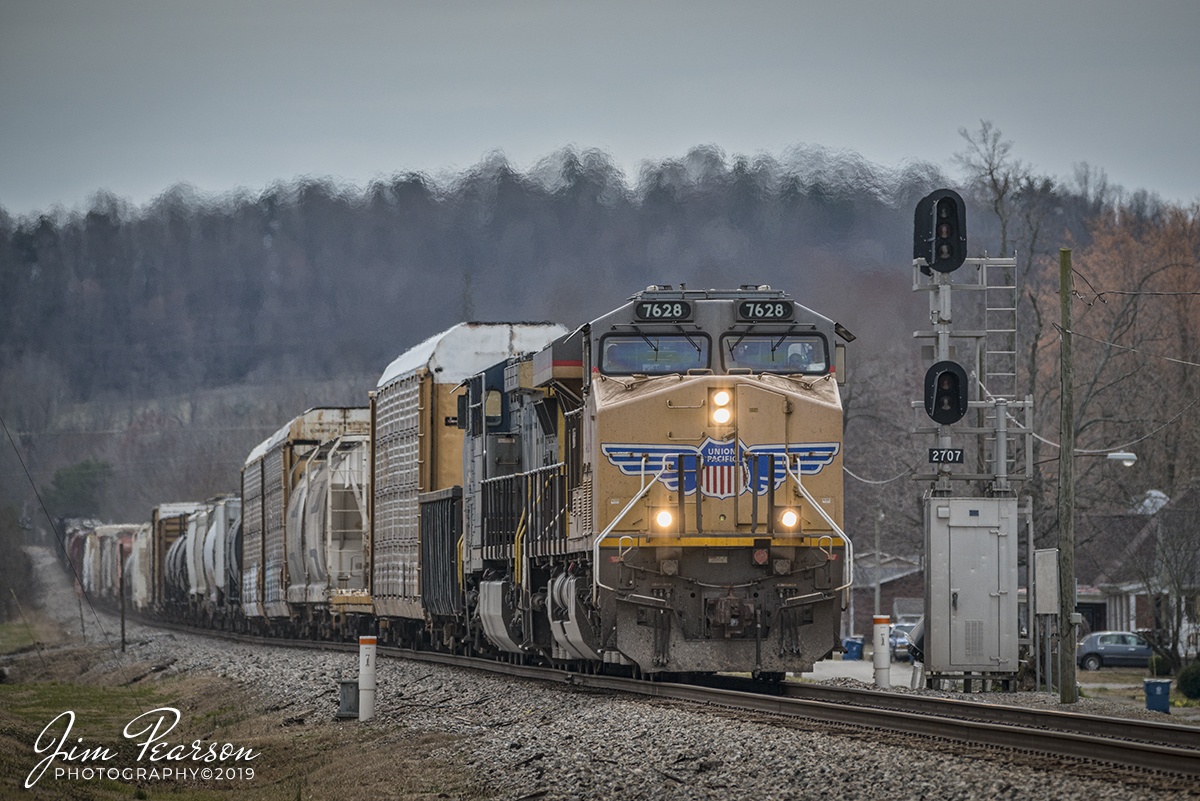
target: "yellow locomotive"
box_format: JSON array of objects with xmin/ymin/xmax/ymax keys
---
[{"xmin": 417, "ymin": 285, "xmax": 854, "ymax": 678}]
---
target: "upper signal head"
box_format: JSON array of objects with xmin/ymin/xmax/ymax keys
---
[{"xmin": 914, "ymin": 189, "xmax": 967, "ymax": 274}]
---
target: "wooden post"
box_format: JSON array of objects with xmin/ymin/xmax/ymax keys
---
[{"xmin": 1058, "ymin": 248, "xmax": 1078, "ymax": 703}]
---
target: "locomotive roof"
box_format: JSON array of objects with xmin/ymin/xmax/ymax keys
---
[
  {"xmin": 620, "ymin": 285, "xmax": 854, "ymax": 341},
  {"xmin": 376, "ymin": 321, "xmax": 567, "ymax": 388},
  {"xmin": 628, "ymin": 285, "xmax": 836, "ymax": 325}
]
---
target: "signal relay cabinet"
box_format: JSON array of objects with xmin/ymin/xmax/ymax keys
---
[{"xmin": 923, "ymin": 497, "xmax": 1019, "ymax": 674}]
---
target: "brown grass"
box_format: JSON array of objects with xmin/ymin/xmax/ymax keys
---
[{"xmin": 1, "ymin": 644, "xmax": 491, "ymax": 800}]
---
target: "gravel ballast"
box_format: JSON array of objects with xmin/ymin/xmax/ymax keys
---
[{"xmin": 12, "ymin": 545, "xmax": 1198, "ymax": 800}]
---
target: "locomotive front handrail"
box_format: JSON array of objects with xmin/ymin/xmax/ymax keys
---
[
  {"xmin": 784, "ymin": 457, "xmax": 855, "ymax": 599},
  {"xmin": 592, "ymin": 461, "xmax": 671, "ymax": 604}
]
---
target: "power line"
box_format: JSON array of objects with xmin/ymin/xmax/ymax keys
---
[
  {"xmin": 844, "ymin": 460, "xmax": 920, "ymax": 485},
  {"xmin": 1054, "ymin": 323, "xmax": 1200, "ymax": 369},
  {"xmin": 1098, "ymin": 290, "xmax": 1200, "ymax": 297},
  {"xmin": 0, "ymin": 409, "xmax": 148, "ymax": 711},
  {"xmin": 975, "ymin": 348, "xmax": 1200, "ymax": 454}
]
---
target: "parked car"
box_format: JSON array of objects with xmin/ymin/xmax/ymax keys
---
[
  {"xmin": 889, "ymin": 622, "xmax": 916, "ymax": 661},
  {"xmin": 1075, "ymin": 631, "xmax": 1154, "ymax": 670}
]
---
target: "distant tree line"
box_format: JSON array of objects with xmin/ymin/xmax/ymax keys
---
[
  {"xmin": 0, "ymin": 146, "xmax": 958, "ymax": 405},
  {"xmin": 0, "ymin": 134, "xmax": 1194, "ymax": 547}
]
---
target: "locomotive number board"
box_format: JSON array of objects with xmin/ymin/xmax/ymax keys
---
[
  {"xmin": 928, "ymin": 448, "xmax": 965, "ymax": 464},
  {"xmin": 635, "ymin": 300, "xmax": 693, "ymax": 321},
  {"xmin": 737, "ymin": 300, "xmax": 795, "ymax": 321}
]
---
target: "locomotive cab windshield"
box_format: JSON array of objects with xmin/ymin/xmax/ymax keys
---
[
  {"xmin": 600, "ymin": 333, "xmax": 710, "ymax": 374},
  {"xmin": 722, "ymin": 331, "xmax": 828, "ymax": 375}
]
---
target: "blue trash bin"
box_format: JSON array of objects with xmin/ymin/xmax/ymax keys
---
[
  {"xmin": 843, "ymin": 638, "xmax": 864, "ymax": 661},
  {"xmin": 1144, "ymin": 679, "xmax": 1171, "ymax": 713}
]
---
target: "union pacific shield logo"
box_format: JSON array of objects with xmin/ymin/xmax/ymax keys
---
[{"xmin": 601, "ymin": 438, "xmax": 839, "ymax": 499}]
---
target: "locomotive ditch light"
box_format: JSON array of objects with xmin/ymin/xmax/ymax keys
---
[
  {"xmin": 709, "ymin": 388, "xmax": 733, "ymax": 426},
  {"xmin": 778, "ymin": 508, "xmax": 799, "ymax": 530},
  {"xmin": 654, "ymin": 508, "xmax": 675, "ymax": 531}
]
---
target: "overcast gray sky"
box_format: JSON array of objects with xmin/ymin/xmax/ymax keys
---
[{"xmin": 2, "ymin": 0, "xmax": 1197, "ymax": 215}]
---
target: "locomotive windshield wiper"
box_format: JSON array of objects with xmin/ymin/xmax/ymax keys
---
[
  {"xmin": 728, "ymin": 324, "xmax": 756, "ymax": 356},
  {"xmin": 770, "ymin": 325, "xmax": 802, "ymax": 354},
  {"xmin": 634, "ymin": 328, "xmax": 659, "ymax": 353},
  {"xmin": 675, "ymin": 324, "xmax": 702, "ymax": 354}
]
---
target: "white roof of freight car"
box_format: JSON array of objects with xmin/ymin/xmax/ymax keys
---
[
  {"xmin": 154, "ymin": 502, "xmax": 202, "ymax": 520},
  {"xmin": 92, "ymin": 524, "xmax": 144, "ymax": 538},
  {"xmin": 377, "ymin": 322, "xmax": 567, "ymax": 389},
  {"xmin": 245, "ymin": 407, "xmax": 371, "ymax": 465},
  {"xmin": 246, "ymin": 422, "xmax": 290, "ymax": 466}
]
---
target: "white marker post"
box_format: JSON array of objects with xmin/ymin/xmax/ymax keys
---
[
  {"xmin": 873, "ymin": 615, "xmax": 890, "ymax": 689},
  {"xmin": 359, "ymin": 636, "xmax": 377, "ymax": 721}
]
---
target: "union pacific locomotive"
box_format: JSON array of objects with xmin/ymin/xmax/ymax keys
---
[{"xmin": 78, "ymin": 285, "xmax": 855, "ymax": 678}]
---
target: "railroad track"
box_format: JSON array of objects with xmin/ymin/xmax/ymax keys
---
[{"xmin": 133, "ymin": 616, "xmax": 1200, "ymax": 779}]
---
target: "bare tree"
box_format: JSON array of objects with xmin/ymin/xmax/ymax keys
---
[
  {"xmin": 841, "ymin": 344, "xmax": 928, "ymax": 555},
  {"xmin": 954, "ymin": 120, "xmax": 1030, "ymax": 257},
  {"xmin": 1128, "ymin": 491, "xmax": 1200, "ymax": 670}
]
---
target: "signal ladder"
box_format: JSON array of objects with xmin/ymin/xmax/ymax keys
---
[{"xmin": 979, "ymin": 257, "xmax": 1023, "ymax": 482}]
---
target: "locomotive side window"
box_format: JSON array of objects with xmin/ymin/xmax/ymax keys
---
[
  {"xmin": 600, "ymin": 334, "xmax": 709, "ymax": 375},
  {"xmin": 484, "ymin": 389, "xmax": 502, "ymax": 428},
  {"xmin": 721, "ymin": 334, "xmax": 828, "ymax": 374}
]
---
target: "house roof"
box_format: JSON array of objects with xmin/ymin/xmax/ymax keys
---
[
  {"xmin": 1076, "ymin": 486, "xmax": 1199, "ymax": 591},
  {"xmin": 854, "ymin": 551, "xmax": 922, "ymax": 585},
  {"xmin": 1075, "ymin": 513, "xmax": 1154, "ymax": 587}
]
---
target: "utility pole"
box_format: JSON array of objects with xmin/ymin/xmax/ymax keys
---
[{"xmin": 1058, "ymin": 248, "xmax": 1078, "ymax": 703}]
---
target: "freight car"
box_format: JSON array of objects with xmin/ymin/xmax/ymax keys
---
[
  {"xmin": 239, "ymin": 408, "xmax": 371, "ymax": 637},
  {"xmin": 162, "ymin": 496, "xmax": 241, "ymax": 627},
  {"xmin": 71, "ymin": 286, "xmax": 855, "ymax": 680}
]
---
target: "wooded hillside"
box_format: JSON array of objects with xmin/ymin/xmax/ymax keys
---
[{"xmin": 1, "ymin": 131, "xmax": 1194, "ymax": 557}]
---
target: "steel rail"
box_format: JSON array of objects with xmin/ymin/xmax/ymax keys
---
[
  {"xmin": 121, "ymin": 614, "xmax": 1200, "ymax": 777},
  {"xmin": 366, "ymin": 645, "xmax": 1200, "ymax": 777},
  {"xmin": 777, "ymin": 681, "xmax": 1200, "ymax": 752}
]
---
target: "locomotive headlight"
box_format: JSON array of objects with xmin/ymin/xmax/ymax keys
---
[
  {"xmin": 709, "ymin": 388, "xmax": 733, "ymax": 426},
  {"xmin": 655, "ymin": 509, "xmax": 674, "ymax": 529},
  {"xmin": 779, "ymin": 508, "xmax": 799, "ymax": 529}
]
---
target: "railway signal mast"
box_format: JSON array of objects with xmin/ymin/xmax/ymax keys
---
[{"xmin": 910, "ymin": 189, "xmax": 1034, "ymax": 691}]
